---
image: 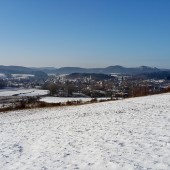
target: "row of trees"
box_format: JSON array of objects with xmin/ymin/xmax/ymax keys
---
[
  {"xmin": 129, "ymin": 85, "xmax": 150, "ymax": 97},
  {"xmin": 43, "ymin": 82, "xmax": 75, "ymax": 96}
]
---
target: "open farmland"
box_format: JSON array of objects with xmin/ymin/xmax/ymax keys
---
[
  {"xmin": 0, "ymin": 93, "xmax": 170, "ymax": 170},
  {"xmin": 0, "ymin": 88, "xmax": 49, "ymax": 97},
  {"xmin": 40, "ymin": 97, "xmax": 111, "ymax": 104}
]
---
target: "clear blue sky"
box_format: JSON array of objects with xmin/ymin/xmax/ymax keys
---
[{"xmin": 0, "ymin": 0, "xmax": 170, "ymax": 68}]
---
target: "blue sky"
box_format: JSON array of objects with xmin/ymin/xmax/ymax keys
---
[{"xmin": 0, "ymin": 0, "xmax": 170, "ymax": 68}]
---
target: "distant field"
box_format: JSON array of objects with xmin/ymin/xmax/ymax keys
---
[
  {"xmin": 11, "ymin": 74, "xmax": 35, "ymax": 79},
  {"xmin": 0, "ymin": 88, "xmax": 49, "ymax": 97},
  {"xmin": 0, "ymin": 74, "xmax": 35, "ymax": 79},
  {"xmin": 40, "ymin": 97, "xmax": 110, "ymax": 103},
  {"xmin": 0, "ymin": 73, "xmax": 5, "ymax": 78}
]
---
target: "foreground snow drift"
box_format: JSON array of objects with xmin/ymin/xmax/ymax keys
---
[{"xmin": 0, "ymin": 93, "xmax": 170, "ymax": 170}]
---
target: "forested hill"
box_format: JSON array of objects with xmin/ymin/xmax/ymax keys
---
[{"xmin": 0, "ymin": 65, "xmax": 162, "ymax": 75}]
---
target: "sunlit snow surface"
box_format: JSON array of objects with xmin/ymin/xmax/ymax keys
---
[
  {"xmin": 40, "ymin": 97, "xmax": 91, "ymax": 103},
  {"xmin": 0, "ymin": 89, "xmax": 49, "ymax": 97},
  {"xmin": 0, "ymin": 93, "xmax": 170, "ymax": 170},
  {"xmin": 40, "ymin": 97, "xmax": 110, "ymax": 103}
]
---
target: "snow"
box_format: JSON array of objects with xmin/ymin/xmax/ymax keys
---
[
  {"xmin": 40, "ymin": 97, "xmax": 110, "ymax": 103},
  {"xmin": 0, "ymin": 89, "xmax": 49, "ymax": 97},
  {"xmin": 11, "ymin": 74, "xmax": 34, "ymax": 79},
  {"xmin": 0, "ymin": 74, "xmax": 34, "ymax": 79},
  {"xmin": 0, "ymin": 93, "xmax": 170, "ymax": 169},
  {"xmin": 0, "ymin": 73, "xmax": 6, "ymax": 78},
  {"xmin": 40, "ymin": 97, "xmax": 91, "ymax": 103}
]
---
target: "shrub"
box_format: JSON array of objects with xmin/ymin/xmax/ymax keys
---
[{"xmin": 90, "ymin": 98, "xmax": 97, "ymax": 103}]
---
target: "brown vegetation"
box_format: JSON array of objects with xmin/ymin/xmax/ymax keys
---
[{"xmin": 0, "ymin": 97, "xmax": 105, "ymax": 113}]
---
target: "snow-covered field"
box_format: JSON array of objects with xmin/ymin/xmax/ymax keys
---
[
  {"xmin": 40, "ymin": 97, "xmax": 110, "ymax": 103},
  {"xmin": 0, "ymin": 89, "xmax": 49, "ymax": 97},
  {"xmin": 0, "ymin": 74, "xmax": 35, "ymax": 79},
  {"xmin": 11, "ymin": 74, "xmax": 34, "ymax": 79},
  {"xmin": 40, "ymin": 97, "xmax": 91, "ymax": 103},
  {"xmin": 0, "ymin": 93, "xmax": 170, "ymax": 170},
  {"xmin": 0, "ymin": 73, "xmax": 5, "ymax": 78}
]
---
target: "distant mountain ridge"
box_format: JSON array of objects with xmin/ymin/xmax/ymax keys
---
[
  {"xmin": 0, "ymin": 65, "xmax": 33, "ymax": 74},
  {"xmin": 0, "ymin": 65, "xmax": 164, "ymax": 75},
  {"xmin": 54, "ymin": 65, "xmax": 160, "ymax": 75}
]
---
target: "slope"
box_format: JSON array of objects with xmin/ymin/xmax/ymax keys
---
[{"xmin": 0, "ymin": 93, "xmax": 170, "ymax": 169}]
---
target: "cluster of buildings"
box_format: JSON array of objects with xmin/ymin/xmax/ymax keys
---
[
  {"xmin": 1, "ymin": 72, "xmax": 170, "ymax": 99},
  {"xmin": 44, "ymin": 73, "xmax": 170, "ymax": 98}
]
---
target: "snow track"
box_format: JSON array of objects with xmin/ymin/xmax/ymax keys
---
[{"xmin": 0, "ymin": 93, "xmax": 170, "ymax": 170}]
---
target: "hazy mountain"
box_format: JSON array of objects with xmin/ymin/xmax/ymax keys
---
[
  {"xmin": 54, "ymin": 65, "xmax": 160, "ymax": 75},
  {"xmin": 0, "ymin": 65, "xmax": 161, "ymax": 75},
  {"xmin": 0, "ymin": 65, "xmax": 48, "ymax": 78},
  {"xmin": 140, "ymin": 71, "xmax": 170, "ymax": 80},
  {"xmin": 0, "ymin": 65, "xmax": 34, "ymax": 74}
]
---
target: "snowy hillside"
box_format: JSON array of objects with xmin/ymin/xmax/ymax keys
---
[{"xmin": 0, "ymin": 93, "xmax": 170, "ymax": 170}]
